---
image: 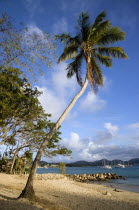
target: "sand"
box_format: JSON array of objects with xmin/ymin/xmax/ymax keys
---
[{"xmin": 0, "ymin": 173, "xmax": 139, "ymax": 210}]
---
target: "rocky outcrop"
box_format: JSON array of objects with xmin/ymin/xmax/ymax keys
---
[{"xmin": 70, "ymin": 173, "xmax": 125, "ymax": 182}]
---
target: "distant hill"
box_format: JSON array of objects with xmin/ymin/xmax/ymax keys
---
[
  {"xmin": 39, "ymin": 160, "xmax": 48, "ymax": 167},
  {"xmin": 129, "ymin": 158, "xmax": 139, "ymax": 165},
  {"xmin": 66, "ymin": 158, "xmax": 139, "ymax": 167},
  {"xmin": 39, "ymin": 158, "xmax": 139, "ymax": 167},
  {"xmin": 38, "ymin": 161, "xmax": 59, "ymax": 167}
]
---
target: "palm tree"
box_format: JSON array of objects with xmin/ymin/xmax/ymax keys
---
[{"xmin": 19, "ymin": 11, "xmax": 127, "ymax": 199}]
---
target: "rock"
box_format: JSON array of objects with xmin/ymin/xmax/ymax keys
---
[
  {"xmin": 104, "ymin": 191, "xmax": 112, "ymax": 196},
  {"xmin": 119, "ymin": 176, "xmax": 126, "ymax": 180},
  {"xmin": 98, "ymin": 174, "xmax": 105, "ymax": 181},
  {"xmin": 114, "ymin": 189, "xmax": 122, "ymax": 192},
  {"xmin": 71, "ymin": 173, "xmax": 124, "ymax": 183}
]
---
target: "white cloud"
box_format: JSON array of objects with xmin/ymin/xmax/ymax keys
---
[
  {"xmin": 36, "ymin": 62, "xmax": 79, "ymax": 121},
  {"xmin": 58, "ymin": 130, "xmax": 139, "ymax": 162},
  {"xmin": 36, "ymin": 86, "xmax": 66, "ymax": 121},
  {"xmin": 63, "ymin": 132, "xmax": 84, "ymax": 150},
  {"xmin": 80, "ymin": 91, "xmax": 106, "ymax": 112},
  {"xmin": 23, "ymin": 23, "xmax": 49, "ymax": 47},
  {"xmin": 43, "ymin": 121, "xmax": 139, "ymax": 162},
  {"xmin": 91, "ymin": 123, "xmax": 119, "ymax": 145},
  {"xmin": 93, "ymin": 131, "xmax": 113, "ymax": 144},
  {"xmin": 87, "ymin": 143, "xmax": 139, "ymax": 161},
  {"xmin": 36, "ymin": 65, "xmax": 109, "ymax": 126},
  {"xmin": 26, "ymin": 23, "xmax": 44, "ymax": 36},
  {"xmin": 51, "ymin": 62, "xmax": 78, "ymax": 98},
  {"xmin": 104, "ymin": 122, "xmax": 119, "ymax": 135}
]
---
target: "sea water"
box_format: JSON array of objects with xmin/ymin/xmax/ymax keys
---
[{"xmin": 37, "ymin": 165, "xmax": 139, "ymax": 193}]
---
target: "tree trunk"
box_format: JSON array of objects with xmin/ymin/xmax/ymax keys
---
[
  {"xmin": 18, "ymin": 77, "xmax": 88, "ymax": 200},
  {"xmin": 10, "ymin": 151, "xmax": 18, "ymax": 174}
]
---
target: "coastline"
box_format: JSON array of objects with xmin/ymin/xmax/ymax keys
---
[
  {"xmin": 103, "ymin": 181, "xmax": 139, "ymax": 193},
  {"xmin": 0, "ymin": 173, "xmax": 139, "ymax": 210}
]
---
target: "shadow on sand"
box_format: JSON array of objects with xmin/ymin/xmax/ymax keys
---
[{"xmin": 0, "ymin": 193, "xmax": 43, "ymax": 210}]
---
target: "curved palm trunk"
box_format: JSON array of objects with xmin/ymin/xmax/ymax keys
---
[{"xmin": 18, "ymin": 78, "xmax": 88, "ymax": 200}]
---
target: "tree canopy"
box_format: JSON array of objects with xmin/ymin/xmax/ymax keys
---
[
  {"xmin": 0, "ymin": 67, "xmax": 71, "ymax": 173},
  {"xmin": 56, "ymin": 11, "xmax": 128, "ymax": 91},
  {"xmin": 0, "ymin": 67, "xmax": 45, "ymax": 145}
]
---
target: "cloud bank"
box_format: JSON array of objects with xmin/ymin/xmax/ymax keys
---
[{"xmin": 49, "ymin": 122, "xmax": 139, "ymax": 162}]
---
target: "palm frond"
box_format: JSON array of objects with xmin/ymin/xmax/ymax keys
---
[
  {"xmin": 66, "ymin": 50, "xmax": 84, "ymax": 86},
  {"xmin": 88, "ymin": 20, "xmax": 110, "ymax": 42},
  {"xmin": 91, "ymin": 57, "xmax": 103, "ymax": 90},
  {"xmin": 55, "ymin": 33, "xmax": 73, "ymax": 44},
  {"xmin": 58, "ymin": 45, "xmax": 78, "ymax": 63},
  {"xmin": 87, "ymin": 57, "xmax": 103, "ymax": 92},
  {"xmin": 94, "ymin": 53, "xmax": 112, "ymax": 67},
  {"xmin": 78, "ymin": 12, "xmax": 90, "ymax": 28},
  {"xmin": 55, "ymin": 33, "xmax": 81, "ymax": 45},
  {"xmin": 96, "ymin": 47, "xmax": 128, "ymax": 59},
  {"xmin": 97, "ymin": 27, "xmax": 126, "ymax": 46},
  {"xmin": 92, "ymin": 11, "xmax": 107, "ymax": 28},
  {"xmin": 77, "ymin": 12, "xmax": 90, "ymax": 41}
]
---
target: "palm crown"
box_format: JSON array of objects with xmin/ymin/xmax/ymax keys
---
[{"xmin": 56, "ymin": 11, "xmax": 128, "ymax": 91}]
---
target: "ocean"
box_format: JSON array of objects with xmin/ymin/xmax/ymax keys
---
[{"xmin": 37, "ymin": 165, "xmax": 139, "ymax": 193}]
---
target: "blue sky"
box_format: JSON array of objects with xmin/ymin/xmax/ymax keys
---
[{"xmin": 1, "ymin": 0, "xmax": 139, "ymax": 162}]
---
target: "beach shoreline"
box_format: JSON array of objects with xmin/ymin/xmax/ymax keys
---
[
  {"xmin": 103, "ymin": 181, "xmax": 139, "ymax": 193},
  {"xmin": 0, "ymin": 173, "xmax": 139, "ymax": 210}
]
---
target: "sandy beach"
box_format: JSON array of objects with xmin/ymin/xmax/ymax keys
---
[{"xmin": 0, "ymin": 173, "xmax": 139, "ymax": 210}]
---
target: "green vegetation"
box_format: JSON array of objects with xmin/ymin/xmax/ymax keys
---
[
  {"xmin": 59, "ymin": 162, "xmax": 66, "ymax": 174},
  {"xmin": 0, "ymin": 67, "xmax": 71, "ymax": 174}
]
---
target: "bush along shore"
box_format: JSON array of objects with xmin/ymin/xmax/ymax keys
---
[{"xmin": 69, "ymin": 173, "xmax": 126, "ymax": 182}]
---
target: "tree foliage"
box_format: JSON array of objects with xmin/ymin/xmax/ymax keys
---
[
  {"xmin": 0, "ymin": 14, "xmax": 56, "ymax": 80},
  {"xmin": 0, "ymin": 67, "xmax": 71, "ymax": 173},
  {"xmin": 59, "ymin": 162, "xmax": 66, "ymax": 174},
  {"xmin": 0, "ymin": 67, "xmax": 46, "ymax": 145},
  {"xmin": 56, "ymin": 11, "xmax": 128, "ymax": 92}
]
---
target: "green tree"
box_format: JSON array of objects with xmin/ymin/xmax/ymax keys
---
[
  {"xmin": 0, "ymin": 67, "xmax": 71, "ymax": 174},
  {"xmin": 13, "ymin": 152, "xmax": 32, "ymax": 174},
  {"xmin": 59, "ymin": 162, "xmax": 66, "ymax": 174},
  {"xmin": 0, "ymin": 67, "xmax": 46, "ymax": 146},
  {"xmin": 9, "ymin": 122, "xmax": 71, "ymax": 174},
  {"xmin": 19, "ymin": 11, "xmax": 127, "ymax": 199}
]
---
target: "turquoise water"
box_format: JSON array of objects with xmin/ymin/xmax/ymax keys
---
[{"xmin": 37, "ymin": 165, "xmax": 139, "ymax": 192}]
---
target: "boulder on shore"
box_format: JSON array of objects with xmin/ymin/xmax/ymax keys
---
[{"xmin": 71, "ymin": 173, "xmax": 125, "ymax": 182}]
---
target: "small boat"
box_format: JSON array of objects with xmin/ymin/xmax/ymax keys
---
[
  {"xmin": 102, "ymin": 159, "xmax": 112, "ymax": 169},
  {"xmin": 115, "ymin": 163, "xmax": 125, "ymax": 168},
  {"xmin": 102, "ymin": 165, "xmax": 112, "ymax": 169}
]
